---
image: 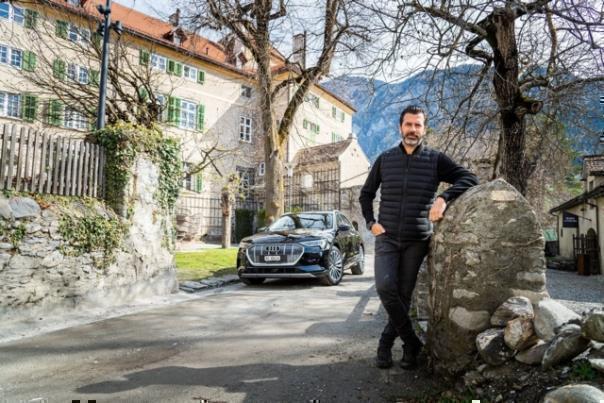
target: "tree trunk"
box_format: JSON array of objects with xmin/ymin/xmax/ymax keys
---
[
  {"xmin": 221, "ymin": 188, "xmax": 231, "ymax": 248},
  {"xmin": 487, "ymin": 7, "xmax": 541, "ymax": 195},
  {"xmin": 255, "ymin": 2, "xmax": 285, "ymax": 225}
]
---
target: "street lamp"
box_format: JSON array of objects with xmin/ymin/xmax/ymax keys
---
[{"xmin": 95, "ymin": 0, "xmax": 122, "ymax": 130}]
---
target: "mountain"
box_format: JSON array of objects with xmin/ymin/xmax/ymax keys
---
[{"xmin": 324, "ymin": 67, "xmax": 604, "ymax": 161}]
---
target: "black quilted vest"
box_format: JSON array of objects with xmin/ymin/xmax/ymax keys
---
[{"xmin": 378, "ymin": 144, "xmax": 439, "ymax": 240}]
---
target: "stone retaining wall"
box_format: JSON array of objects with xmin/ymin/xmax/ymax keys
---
[{"xmin": 0, "ymin": 157, "xmax": 177, "ymax": 318}]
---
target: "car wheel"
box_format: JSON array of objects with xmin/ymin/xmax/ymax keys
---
[
  {"xmin": 351, "ymin": 245, "xmax": 364, "ymax": 275},
  {"xmin": 240, "ymin": 276, "xmax": 265, "ymax": 286},
  {"xmin": 322, "ymin": 245, "xmax": 344, "ymax": 286}
]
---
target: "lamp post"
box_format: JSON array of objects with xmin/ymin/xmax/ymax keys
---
[{"xmin": 95, "ymin": 0, "xmax": 122, "ymax": 130}]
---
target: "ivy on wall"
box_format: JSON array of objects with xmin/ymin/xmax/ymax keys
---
[{"xmin": 91, "ymin": 122, "xmax": 183, "ymax": 214}]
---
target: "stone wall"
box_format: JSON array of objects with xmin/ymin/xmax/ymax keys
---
[
  {"xmin": 340, "ymin": 185, "xmax": 378, "ymax": 253},
  {"xmin": 427, "ymin": 179, "xmax": 548, "ymax": 377},
  {"xmin": 0, "ymin": 157, "xmax": 177, "ymax": 318}
]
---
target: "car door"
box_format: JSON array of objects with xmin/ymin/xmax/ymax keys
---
[
  {"xmin": 335, "ymin": 213, "xmax": 352, "ymax": 259},
  {"xmin": 340, "ymin": 213, "xmax": 360, "ymax": 258}
]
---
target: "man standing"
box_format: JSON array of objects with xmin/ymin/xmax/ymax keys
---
[{"xmin": 359, "ymin": 105, "xmax": 478, "ymax": 369}]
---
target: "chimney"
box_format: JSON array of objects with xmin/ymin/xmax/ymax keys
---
[
  {"xmin": 168, "ymin": 8, "xmax": 180, "ymax": 27},
  {"xmin": 291, "ymin": 32, "xmax": 306, "ymax": 69}
]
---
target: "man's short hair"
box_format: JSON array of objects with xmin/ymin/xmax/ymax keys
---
[{"xmin": 399, "ymin": 105, "xmax": 427, "ymax": 127}]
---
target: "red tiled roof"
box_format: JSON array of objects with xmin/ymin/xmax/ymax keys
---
[{"xmin": 46, "ymin": 0, "xmax": 352, "ymax": 109}]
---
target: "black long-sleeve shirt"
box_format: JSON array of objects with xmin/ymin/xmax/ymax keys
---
[{"xmin": 359, "ymin": 142, "xmax": 479, "ymax": 226}]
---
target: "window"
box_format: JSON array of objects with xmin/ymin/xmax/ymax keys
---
[
  {"xmin": 67, "ymin": 63, "xmax": 77, "ymax": 81},
  {"xmin": 339, "ymin": 110, "xmax": 345, "ymax": 122},
  {"xmin": 237, "ymin": 166, "xmax": 255, "ymax": 199},
  {"xmin": 241, "ymin": 85, "xmax": 252, "ymax": 98},
  {"xmin": 64, "ymin": 107, "xmax": 88, "ymax": 129},
  {"xmin": 0, "ymin": 45, "xmax": 23, "ymax": 69},
  {"xmin": 67, "ymin": 24, "xmax": 89, "ymax": 43},
  {"xmin": 0, "ymin": 45, "xmax": 7, "ymax": 64},
  {"xmin": 10, "ymin": 48, "xmax": 21, "ymax": 68},
  {"xmin": 332, "ymin": 132, "xmax": 343, "ymax": 143},
  {"xmin": 332, "ymin": 106, "xmax": 337, "ymax": 118},
  {"xmin": 259, "ymin": 162, "xmax": 265, "ymax": 176},
  {"xmin": 78, "ymin": 67, "xmax": 89, "ymax": 84},
  {"xmin": 182, "ymin": 162, "xmax": 203, "ymax": 193},
  {"xmin": 308, "ymin": 122, "xmax": 320, "ymax": 134},
  {"xmin": 240, "ymin": 116, "xmax": 252, "ymax": 142},
  {"xmin": 151, "ymin": 53, "xmax": 167, "ymax": 71},
  {"xmin": 183, "ymin": 65, "xmax": 197, "ymax": 80},
  {"xmin": 0, "ymin": 92, "xmax": 21, "ymax": 118},
  {"xmin": 179, "ymin": 99, "xmax": 196, "ymax": 129},
  {"xmin": 67, "ymin": 0, "xmax": 81, "ymax": 5},
  {"xmin": 0, "ymin": 4, "xmax": 23, "ymax": 25}
]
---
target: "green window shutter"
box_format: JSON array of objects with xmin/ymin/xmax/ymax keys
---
[
  {"xmin": 92, "ymin": 32, "xmax": 102, "ymax": 48},
  {"xmin": 167, "ymin": 59, "xmax": 175, "ymax": 75},
  {"xmin": 55, "ymin": 20, "xmax": 68, "ymax": 39},
  {"xmin": 332, "ymin": 106, "xmax": 336, "ymax": 118},
  {"xmin": 48, "ymin": 100, "xmax": 64, "ymax": 126},
  {"xmin": 24, "ymin": 10, "xmax": 38, "ymax": 29},
  {"xmin": 138, "ymin": 86, "xmax": 149, "ymax": 102},
  {"xmin": 340, "ymin": 112, "xmax": 345, "ymax": 122},
  {"xmin": 22, "ymin": 51, "xmax": 37, "ymax": 72},
  {"xmin": 197, "ymin": 104, "xmax": 205, "ymax": 131},
  {"xmin": 303, "ymin": 119, "xmax": 308, "ymax": 129},
  {"xmin": 21, "ymin": 94, "xmax": 38, "ymax": 122},
  {"xmin": 139, "ymin": 49, "xmax": 149, "ymax": 66},
  {"xmin": 316, "ymin": 124, "xmax": 320, "ymax": 134},
  {"xmin": 53, "ymin": 59, "xmax": 65, "ymax": 80},
  {"xmin": 167, "ymin": 96, "xmax": 181, "ymax": 126},
  {"xmin": 90, "ymin": 69, "xmax": 99, "ymax": 86},
  {"xmin": 194, "ymin": 174, "xmax": 203, "ymax": 192},
  {"xmin": 197, "ymin": 70, "xmax": 205, "ymax": 84},
  {"xmin": 175, "ymin": 62, "xmax": 183, "ymax": 77}
]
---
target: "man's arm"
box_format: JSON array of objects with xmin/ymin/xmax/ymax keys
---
[
  {"xmin": 437, "ymin": 153, "xmax": 479, "ymax": 203},
  {"xmin": 359, "ymin": 155, "xmax": 382, "ymax": 226}
]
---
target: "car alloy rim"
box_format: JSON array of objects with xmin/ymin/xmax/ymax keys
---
[{"xmin": 328, "ymin": 248, "xmax": 343, "ymax": 281}]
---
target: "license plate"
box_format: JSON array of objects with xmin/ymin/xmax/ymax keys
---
[{"xmin": 264, "ymin": 256, "xmax": 281, "ymax": 262}]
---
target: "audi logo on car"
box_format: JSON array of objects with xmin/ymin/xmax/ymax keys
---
[{"xmin": 264, "ymin": 245, "xmax": 282, "ymax": 254}]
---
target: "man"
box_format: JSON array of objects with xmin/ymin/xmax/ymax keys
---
[{"xmin": 359, "ymin": 105, "xmax": 478, "ymax": 370}]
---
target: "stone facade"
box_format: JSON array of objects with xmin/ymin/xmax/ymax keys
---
[
  {"xmin": 0, "ymin": 157, "xmax": 177, "ymax": 318},
  {"xmin": 427, "ymin": 179, "xmax": 548, "ymax": 377}
]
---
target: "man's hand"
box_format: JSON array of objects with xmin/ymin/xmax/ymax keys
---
[
  {"xmin": 429, "ymin": 197, "xmax": 447, "ymax": 222},
  {"xmin": 371, "ymin": 222, "xmax": 386, "ymax": 236}
]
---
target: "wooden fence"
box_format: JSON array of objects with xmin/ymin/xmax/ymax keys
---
[{"xmin": 0, "ymin": 124, "xmax": 105, "ymax": 197}]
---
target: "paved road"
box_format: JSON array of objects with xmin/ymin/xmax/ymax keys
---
[{"xmin": 0, "ymin": 254, "xmax": 444, "ymax": 403}]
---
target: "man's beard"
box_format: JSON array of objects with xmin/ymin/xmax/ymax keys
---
[{"xmin": 403, "ymin": 133, "xmax": 421, "ymax": 146}]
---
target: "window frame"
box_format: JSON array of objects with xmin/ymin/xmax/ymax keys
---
[
  {"xmin": 151, "ymin": 53, "xmax": 167, "ymax": 71},
  {"xmin": 239, "ymin": 115, "xmax": 252, "ymax": 143},
  {"xmin": 63, "ymin": 107, "xmax": 88, "ymax": 130},
  {"xmin": 0, "ymin": 3, "xmax": 24, "ymax": 25},
  {"xmin": 0, "ymin": 91, "xmax": 21, "ymax": 119},
  {"xmin": 183, "ymin": 64, "xmax": 197, "ymax": 81},
  {"xmin": 179, "ymin": 99, "xmax": 197, "ymax": 130},
  {"xmin": 241, "ymin": 85, "xmax": 252, "ymax": 98}
]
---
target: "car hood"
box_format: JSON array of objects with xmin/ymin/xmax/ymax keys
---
[{"xmin": 242, "ymin": 228, "xmax": 335, "ymax": 244}]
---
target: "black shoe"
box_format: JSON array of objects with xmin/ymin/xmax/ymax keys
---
[
  {"xmin": 375, "ymin": 346, "xmax": 393, "ymax": 369},
  {"xmin": 400, "ymin": 337, "xmax": 423, "ymax": 370}
]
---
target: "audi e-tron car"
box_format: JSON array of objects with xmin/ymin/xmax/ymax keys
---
[{"xmin": 236, "ymin": 210, "xmax": 365, "ymax": 286}]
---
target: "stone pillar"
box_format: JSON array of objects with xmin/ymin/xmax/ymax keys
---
[{"xmin": 427, "ymin": 179, "xmax": 548, "ymax": 377}]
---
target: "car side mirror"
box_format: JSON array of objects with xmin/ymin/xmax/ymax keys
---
[{"xmin": 338, "ymin": 224, "xmax": 351, "ymax": 232}]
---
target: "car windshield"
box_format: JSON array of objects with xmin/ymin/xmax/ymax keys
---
[{"xmin": 268, "ymin": 213, "xmax": 333, "ymax": 231}]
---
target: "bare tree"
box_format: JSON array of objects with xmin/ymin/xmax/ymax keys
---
[
  {"xmin": 185, "ymin": 0, "xmax": 370, "ymax": 223},
  {"xmin": 358, "ymin": 0, "xmax": 604, "ymax": 195}
]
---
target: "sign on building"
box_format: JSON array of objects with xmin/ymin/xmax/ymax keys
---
[{"xmin": 562, "ymin": 211, "xmax": 579, "ymax": 228}]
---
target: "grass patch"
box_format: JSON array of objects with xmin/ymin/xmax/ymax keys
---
[{"xmin": 175, "ymin": 248, "xmax": 239, "ymax": 282}]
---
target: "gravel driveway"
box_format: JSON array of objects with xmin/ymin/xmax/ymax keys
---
[{"xmin": 546, "ymin": 269, "xmax": 604, "ymax": 313}]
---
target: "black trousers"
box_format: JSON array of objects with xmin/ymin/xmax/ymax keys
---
[{"xmin": 374, "ymin": 235, "xmax": 429, "ymax": 347}]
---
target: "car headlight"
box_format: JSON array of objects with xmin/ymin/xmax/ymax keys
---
[{"xmin": 300, "ymin": 239, "xmax": 329, "ymax": 250}]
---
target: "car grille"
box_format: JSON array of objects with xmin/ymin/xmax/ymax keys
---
[{"xmin": 246, "ymin": 243, "xmax": 304, "ymax": 266}]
